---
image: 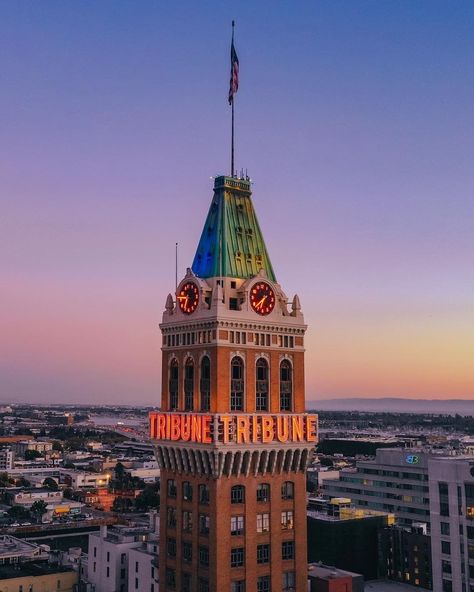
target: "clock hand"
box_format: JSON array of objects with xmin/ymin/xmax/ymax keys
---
[{"xmin": 255, "ymin": 296, "xmax": 266, "ymax": 309}]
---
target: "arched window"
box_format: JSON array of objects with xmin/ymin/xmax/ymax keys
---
[
  {"xmin": 256, "ymin": 483, "xmax": 270, "ymax": 503},
  {"xmin": 256, "ymin": 358, "xmax": 269, "ymax": 411},
  {"xmin": 169, "ymin": 359, "xmax": 179, "ymax": 410},
  {"xmin": 231, "ymin": 485, "xmax": 245, "ymax": 504},
  {"xmin": 280, "ymin": 360, "xmax": 292, "ymax": 411},
  {"xmin": 184, "ymin": 358, "xmax": 194, "ymax": 411},
  {"xmin": 200, "ymin": 356, "xmax": 211, "ymax": 412},
  {"xmin": 230, "ymin": 357, "xmax": 244, "ymax": 411}
]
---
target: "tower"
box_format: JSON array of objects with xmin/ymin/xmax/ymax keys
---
[{"xmin": 150, "ymin": 175, "xmax": 318, "ymax": 592}]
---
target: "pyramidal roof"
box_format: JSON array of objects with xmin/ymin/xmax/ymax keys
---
[{"xmin": 191, "ymin": 176, "xmax": 276, "ymax": 282}]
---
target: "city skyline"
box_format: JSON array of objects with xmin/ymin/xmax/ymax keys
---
[{"xmin": 2, "ymin": 1, "xmax": 473, "ymax": 405}]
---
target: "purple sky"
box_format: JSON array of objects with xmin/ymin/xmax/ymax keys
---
[{"xmin": 1, "ymin": 1, "xmax": 473, "ymax": 404}]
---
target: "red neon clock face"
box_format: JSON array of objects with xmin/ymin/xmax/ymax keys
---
[
  {"xmin": 177, "ymin": 282, "xmax": 199, "ymax": 314},
  {"xmin": 250, "ymin": 281, "xmax": 275, "ymax": 315}
]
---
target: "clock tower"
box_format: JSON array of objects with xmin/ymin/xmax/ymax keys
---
[{"xmin": 150, "ymin": 175, "xmax": 318, "ymax": 592}]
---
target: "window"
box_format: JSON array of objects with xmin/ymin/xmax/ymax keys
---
[
  {"xmin": 183, "ymin": 481, "xmax": 193, "ymax": 502},
  {"xmin": 198, "ymin": 579, "xmax": 209, "ymax": 592},
  {"xmin": 442, "ymin": 560, "xmax": 452, "ymax": 574},
  {"xmin": 106, "ymin": 567, "xmax": 110, "ymax": 577},
  {"xmin": 256, "ymin": 358, "xmax": 269, "ymax": 411},
  {"xmin": 441, "ymin": 540, "xmax": 451, "ymax": 555},
  {"xmin": 199, "ymin": 546, "xmax": 209, "ymax": 567},
  {"xmin": 257, "ymin": 513, "xmax": 270, "ymax": 533},
  {"xmin": 199, "ymin": 513, "xmax": 210, "ymax": 535},
  {"xmin": 257, "ymin": 544, "xmax": 270, "ymax": 564},
  {"xmin": 183, "ymin": 541, "xmax": 192, "ymax": 563},
  {"xmin": 57, "ymin": 581, "xmax": 60, "ymax": 590},
  {"xmin": 231, "ymin": 581, "xmax": 245, "ymax": 592},
  {"xmin": 231, "ymin": 357, "xmax": 244, "ymax": 411},
  {"xmin": 229, "ymin": 298, "xmax": 239, "ymax": 310},
  {"xmin": 167, "ymin": 479, "xmax": 177, "ymax": 498},
  {"xmin": 169, "ymin": 359, "xmax": 179, "ymax": 410},
  {"xmin": 442, "ymin": 580, "xmax": 452, "ymax": 592},
  {"xmin": 440, "ymin": 502, "xmax": 450, "ymax": 517},
  {"xmin": 257, "ymin": 576, "xmax": 270, "ymax": 592},
  {"xmin": 184, "ymin": 358, "xmax": 194, "ymax": 411},
  {"xmin": 167, "ymin": 537, "xmax": 176, "ymax": 558},
  {"xmin": 231, "ymin": 515, "xmax": 244, "ymax": 536},
  {"xmin": 93, "ymin": 547, "xmax": 97, "ymax": 558},
  {"xmin": 121, "ymin": 553, "xmax": 126, "ymax": 564},
  {"xmin": 231, "ymin": 485, "xmax": 245, "ymax": 504},
  {"xmin": 257, "ymin": 483, "xmax": 270, "ymax": 503},
  {"xmin": 199, "ymin": 483, "xmax": 210, "ymax": 504},
  {"xmin": 167, "ymin": 507, "xmax": 177, "ymax": 528},
  {"xmin": 135, "ymin": 578, "xmax": 138, "ymax": 589},
  {"xmin": 182, "ymin": 573, "xmax": 192, "ymax": 592},
  {"xmin": 281, "ymin": 510, "xmax": 294, "ymax": 530},
  {"xmin": 282, "ymin": 540, "xmax": 295, "ymax": 560},
  {"xmin": 183, "ymin": 510, "xmax": 193, "ymax": 532},
  {"xmin": 280, "ymin": 360, "xmax": 292, "ymax": 411},
  {"xmin": 439, "ymin": 482, "xmax": 449, "ymax": 496},
  {"xmin": 440, "ymin": 522, "xmax": 450, "ymax": 536},
  {"xmin": 166, "ymin": 568, "xmax": 176, "ymax": 590},
  {"xmin": 200, "ymin": 357, "xmax": 211, "ymax": 412},
  {"xmin": 230, "ymin": 547, "xmax": 245, "ymax": 568},
  {"xmin": 282, "ymin": 571, "xmax": 295, "ymax": 591},
  {"xmin": 107, "ymin": 552, "xmax": 110, "ymax": 562},
  {"xmin": 281, "ymin": 481, "xmax": 294, "ymax": 500}
]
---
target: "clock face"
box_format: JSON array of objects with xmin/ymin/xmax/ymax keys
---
[
  {"xmin": 177, "ymin": 282, "xmax": 199, "ymax": 314},
  {"xmin": 250, "ymin": 281, "xmax": 275, "ymax": 315}
]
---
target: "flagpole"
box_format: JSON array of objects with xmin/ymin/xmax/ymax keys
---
[{"xmin": 231, "ymin": 20, "xmax": 235, "ymax": 177}]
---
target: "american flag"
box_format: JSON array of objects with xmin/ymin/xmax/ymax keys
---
[{"xmin": 228, "ymin": 39, "xmax": 239, "ymax": 105}]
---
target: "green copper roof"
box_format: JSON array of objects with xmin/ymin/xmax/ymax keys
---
[{"xmin": 192, "ymin": 176, "xmax": 276, "ymax": 281}]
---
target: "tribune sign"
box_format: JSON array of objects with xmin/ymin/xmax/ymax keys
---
[{"xmin": 150, "ymin": 412, "xmax": 318, "ymax": 445}]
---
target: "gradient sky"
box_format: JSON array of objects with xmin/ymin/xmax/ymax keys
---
[{"xmin": 1, "ymin": 1, "xmax": 473, "ymax": 405}]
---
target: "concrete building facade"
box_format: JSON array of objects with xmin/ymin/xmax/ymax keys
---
[{"xmin": 428, "ymin": 455, "xmax": 474, "ymax": 592}]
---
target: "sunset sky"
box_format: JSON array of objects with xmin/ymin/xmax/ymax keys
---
[{"xmin": 1, "ymin": 1, "xmax": 473, "ymax": 405}]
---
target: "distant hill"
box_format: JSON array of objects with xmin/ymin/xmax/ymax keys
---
[{"xmin": 306, "ymin": 397, "xmax": 473, "ymax": 416}]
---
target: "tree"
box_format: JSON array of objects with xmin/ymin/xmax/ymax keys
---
[
  {"xmin": 52, "ymin": 441, "xmax": 63, "ymax": 452},
  {"xmin": 112, "ymin": 497, "xmax": 132, "ymax": 513},
  {"xmin": 16, "ymin": 477, "xmax": 31, "ymax": 487},
  {"xmin": 24, "ymin": 449, "xmax": 43, "ymax": 461},
  {"xmin": 31, "ymin": 500, "xmax": 48, "ymax": 522},
  {"xmin": 8, "ymin": 506, "xmax": 30, "ymax": 520},
  {"xmin": 115, "ymin": 462, "xmax": 126, "ymax": 484},
  {"xmin": 43, "ymin": 477, "xmax": 59, "ymax": 491},
  {"xmin": 135, "ymin": 483, "xmax": 160, "ymax": 512},
  {"xmin": 0, "ymin": 472, "xmax": 9, "ymax": 487},
  {"xmin": 63, "ymin": 487, "xmax": 73, "ymax": 499}
]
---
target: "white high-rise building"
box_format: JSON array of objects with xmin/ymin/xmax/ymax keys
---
[{"xmin": 428, "ymin": 455, "xmax": 474, "ymax": 592}]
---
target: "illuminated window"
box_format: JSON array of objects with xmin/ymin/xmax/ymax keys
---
[
  {"xmin": 256, "ymin": 358, "xmax": 269, "ymax": 411},
  {"xmin": 169, "ymin": 360, "xmax": 179, "ymax": 410},
  {"xmin": 230, "ymin": 515, "xmax": 244, "ymax": 535},
  {"xmin": 257, "ymin": 513, "xmax": 270, "ymax": 533},
  {"xmin": 200, "ymin": 357, "xmax": 211, "ymax": 412},
  {"xmin": 280, "ymin": 360, "xmax": 292, "ymax": 411},
  {"xmin": 184, "ymin": 359, "xmax": 194, "ymax": 411},
  {"xmin": 230, "ymin": 357, "xmax": 244, "ymax": 411},
  {"xmin": 281, "ymin": 510, "xmax": 294, "ymax": 530}
]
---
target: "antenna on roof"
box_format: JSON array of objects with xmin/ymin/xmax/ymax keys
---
[{"xmin": 175, "ymin": 242, "xmax": 178, "ymax": 291}]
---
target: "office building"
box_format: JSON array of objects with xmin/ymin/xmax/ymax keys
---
[
  {"xmin": 150, "ymin": 175, "xmax": 318, "ymax": 591},
  {"xmin": 428, "ymin": 455, "xmax": 474, "ymax": 592},
  {"xmin": 323, "ymin": 448, "xmax": 432, "ymax": 527}
]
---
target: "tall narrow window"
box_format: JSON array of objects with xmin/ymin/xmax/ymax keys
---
[
  {"xmin": 184, "ymin": 359, "xmax": 194, "ymax": 411},
  {"xmin": 280, "ymin": 360, "xmax": 292, "ymax": 411},
  {"xmin": 256, "ymin": 358, "xmax": 269, "ymax": 411},
  {"xmin": 200, "ymin": 356, "xmax": 211, "ymax": 411},
  {"xmin": 231, "ymin": 357, "xmax": 244, "ymax": 411},
  {"xmin": 169, "ymin": 359, "xmax": 179, "ymax": 410}
]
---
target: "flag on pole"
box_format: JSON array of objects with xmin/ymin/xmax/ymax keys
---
[{"xmin": 228, "ymin": 39, "xmax": 239, "ymax": 105}]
